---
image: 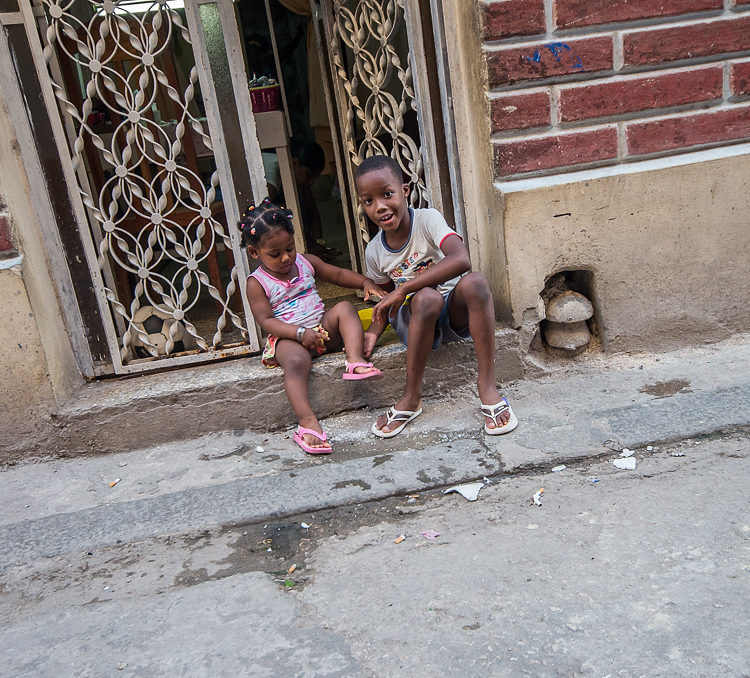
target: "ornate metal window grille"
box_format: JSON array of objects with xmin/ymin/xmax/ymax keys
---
[{"xmin": 35, "ymin": 0, "xmax": 254, "ymax": 371}]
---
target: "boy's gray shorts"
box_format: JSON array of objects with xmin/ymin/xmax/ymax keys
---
[{"xmin": 388, "ymin": 289, "xmax": 470, "ymax": 350}]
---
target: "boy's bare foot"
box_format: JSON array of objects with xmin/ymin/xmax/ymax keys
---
[{"xmin": 373, "ymin": 397, "xmax": 422, "ymax": 435}]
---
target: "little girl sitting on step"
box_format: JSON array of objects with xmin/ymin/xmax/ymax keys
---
[{"xmin": 241, "ymin": 199, "xmax": 384, "ymax": 455}]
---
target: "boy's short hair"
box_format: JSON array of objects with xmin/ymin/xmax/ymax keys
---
[{"xmin": 354, "ymin": 155, "xmax": 405, "ymax": 185}]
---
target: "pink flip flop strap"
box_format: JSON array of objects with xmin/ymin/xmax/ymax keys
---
[
  {"xmin": 346, "ymin": 361, "xmax": 373, "ymax": 372},
  {"xmin": 296, "ymin": 426, "xmax": 327, "ymax": 443}
]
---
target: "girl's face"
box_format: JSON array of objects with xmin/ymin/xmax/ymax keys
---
[{"xmin": 249, "ymin": 226, "xmax": 297, "ymax": 279}]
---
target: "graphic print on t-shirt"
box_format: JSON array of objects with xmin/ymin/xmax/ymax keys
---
[{"xmin": 389, "ymin": 252, "xmax": 436, "ymax": 284}]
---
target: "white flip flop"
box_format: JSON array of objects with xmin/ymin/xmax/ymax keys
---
[
  {"xmin": 371, "ymin": 406, "xmax": 423, "ymax": 438},
  {"xmin": 481, "ymin": 397, "xmax": 518, "ymax": 435}
]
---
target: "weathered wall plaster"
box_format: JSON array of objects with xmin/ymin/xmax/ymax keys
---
[
  {"xmin": 501, "ymin": 154, "xmax": 750, "ymax": 352},
  {"xmin": 0, "ymin": 264, "xmax": 56, "ymax": 449}
]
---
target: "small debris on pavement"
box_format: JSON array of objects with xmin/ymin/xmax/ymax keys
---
[
  {"xmin": 300, "ymin": 522, "xmax": 310, "ymax": 529},
  {"xmin": 443, "ymin": 482, "xmax": 483, "ymax": 502},
  {"xmin": 589, "ymin": 477, "xmax": 600, "ymax": 483},
  {"xmin": 603, "ymin": 439, "xmax": 621, "ymax": 451},
  {"xmin": 119, "ymin": 461, "xmax": 128, "ymax": 467},
  {"xmin": 619, "ymin": 448, "xmax": 635, "ymax": 458},
  {"xmin": 647, "ymin": 445, "xmax": 654, "ymax": 451},
  {"xmin": 256, "ymin": 446, "xmax": 264, "ymax": 453},
  {"xmin": 613, "ymin": 457, "xmax": 637, "ymax": 470},
  {"xmin": 287, "ymin": 564, "xmax": 296, "ymax": 574},
  {"xmin": 533, "ymin": 488, "xmax": 544, "ymax": 506},
  {"xmin": 527, "ymin": 524, "xmax": 539, "ymax": 530},
  {"xmin": 394, "ymin": 535, "xmax": 406, "ymax": 544},
  {"xmin": 671, "ymin": 451, "xmax": 686, "ymax": 457},
  {"xmin": 552, "ymin": 465, "xmax": 566, "ymax": 472},
  {"xmin": 420, "ymin": 530, "xmax": 440, "ymax": 540},
  {"xmin": 109, "ymin": 478, "xmax": 121, "ymax": 488}
]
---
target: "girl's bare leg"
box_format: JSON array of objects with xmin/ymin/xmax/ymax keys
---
[
  {"xmin": 448, "ymin": 272, "xmax": 508, "ymax": 430},
  {"xmin": 274, "ymin": 339, "xmax": 328, "ymax": 449},
  {"xmin": 321, "ymin": 301, "xmax": 379, "ymax": 375}
]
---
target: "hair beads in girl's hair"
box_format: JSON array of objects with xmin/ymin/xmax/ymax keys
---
[{"xmin": 238, "ymin": 200, "xmax": 294, "ymax": 247}]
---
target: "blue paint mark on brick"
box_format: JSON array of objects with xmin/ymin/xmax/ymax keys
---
[{"xmin": 524, "ymin": 42, "xmax": 585, "ymax": 71}]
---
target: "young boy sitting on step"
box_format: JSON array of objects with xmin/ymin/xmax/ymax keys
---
[{"xmin": 355, "ymin": 155, "xmax": 518, "ymax": 438}]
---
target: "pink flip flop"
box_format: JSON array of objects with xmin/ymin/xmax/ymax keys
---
[
  {"xmin": 293, "ymin": 426, "xmax": 332, "ymax": 455},
  {"xmin": 342, "ymin": 361, "xmax": 383, "ymax": 380}
]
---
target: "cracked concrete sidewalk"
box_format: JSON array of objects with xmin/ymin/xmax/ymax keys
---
[{"xmin": 1, "ymin": 334, "xmax": 749, "ymax": 566}]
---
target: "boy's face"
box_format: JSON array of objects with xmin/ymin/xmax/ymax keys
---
[{"xmin": 355, "ymin": 167, "xmax": 410, "ymax": 233}]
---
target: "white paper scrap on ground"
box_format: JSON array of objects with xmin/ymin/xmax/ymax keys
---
[
  {"xmin": 552, "ymin": 465, "xmax": 566, "ymax": 472},
  {"xmin": 619, "ymin": 448, "xmax": 635, "ymax": 457},
  {"xmin": 613, "ymin": 457, "xmax": 637, "ymax": 470},
  {"xmin": 443, "ymin": 482, "xmax": 484, "ymax": 502}
]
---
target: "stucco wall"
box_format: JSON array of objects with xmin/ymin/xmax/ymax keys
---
[
  {"xmin": 0, "ymin": 61, "xmax": 84, "ymax": 457},
  {"xmin": 502, "ymin": 153, "xmax": 750, "ymax": 352},
  {"xmin": 0, "ymin": 263, "xmax": 56, "ymax": 450}
]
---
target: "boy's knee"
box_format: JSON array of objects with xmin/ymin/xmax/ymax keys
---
[
  {"xmin": 459, "ymin": 272, "xmax": 491, "ymax": 303},
  {"xmin": 410, "ymin": 288, "xmax": 444, "ymax": 318}
]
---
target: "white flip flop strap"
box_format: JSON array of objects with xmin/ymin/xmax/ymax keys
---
[
  {"xmin": 481, "ymin": 400, "xmax": 509, "ymax": 423},
  {"xmin": 386, "ymin": 408, "xmax": 417, "ymax": 424}
]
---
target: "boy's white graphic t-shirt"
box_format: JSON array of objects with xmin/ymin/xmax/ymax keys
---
[{"xmin": 365, "ymin": 207, "xmax": 462, "ymax": 297}]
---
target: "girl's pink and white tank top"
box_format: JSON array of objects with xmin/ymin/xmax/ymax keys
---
[{"xmin": 249, "ymin": 254, "xmax": 325, "ymax": 328}]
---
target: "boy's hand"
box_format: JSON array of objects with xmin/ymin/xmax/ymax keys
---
[
  {"xmin": 363, "ymin": 329, "xmax": 379, "ymax": 359},
  {"xmin": 363, "ymin": 278, "xmax": 385, "ymax": 302},
  {"xmin": 372, "ymin": 287, "xmax": 407, "ymax": 326}
]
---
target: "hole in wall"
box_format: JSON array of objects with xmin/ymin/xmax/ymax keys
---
[{"xmin": 536, "ymin": 269, "xmax": 601, "ymax": 356}]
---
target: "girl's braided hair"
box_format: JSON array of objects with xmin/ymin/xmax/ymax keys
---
[{"xmin": 238, "ymin": 198, "xmax": 294, "ymax": 247}]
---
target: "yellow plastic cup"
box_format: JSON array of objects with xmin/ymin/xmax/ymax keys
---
[{"xmin": 358, "ymin": 307, "xmax": 373, "ymax": 330}]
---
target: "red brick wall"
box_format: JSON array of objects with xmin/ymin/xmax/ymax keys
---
[{"xmin": 483, "ymin": 1, "xmax": 750, "ymax": 178}]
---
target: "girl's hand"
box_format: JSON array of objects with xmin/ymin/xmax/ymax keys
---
[
  {"xmin": 300, "ymin": 327, "xmax": 328, "ymax": 352},
  {"xmin": 372, "ymin": 287, "xmax": 407, "ymax": 326},
  {"xmin": 363, "ymin": 279, "xmax": 385, "ymax": 302}
]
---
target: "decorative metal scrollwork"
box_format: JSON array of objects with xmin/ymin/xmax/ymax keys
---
[
  {"xmin": 38, "ymin": 0, "xmax": 246, "ymax": 364},
  {"xmin": 329, "ymin": 0, "xmax": 428, "ymax": 243}
]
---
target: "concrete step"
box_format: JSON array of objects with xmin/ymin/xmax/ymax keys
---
[{"xmin": 45, "ymin": 327, "xmax": 527, "ymax": 458}]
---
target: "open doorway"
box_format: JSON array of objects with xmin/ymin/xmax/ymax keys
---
[
  {"xmin": 236, "ymin": 0, "xmax": 351, "ymax": 277},
  {"xmin": 235, "ymin": 0, "xmax": 458, "ymax": 309}
]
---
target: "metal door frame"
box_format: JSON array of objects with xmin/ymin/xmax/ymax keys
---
[{"xmin": 313, "ymin": 0, "xmax": 466, "ymax": 272}]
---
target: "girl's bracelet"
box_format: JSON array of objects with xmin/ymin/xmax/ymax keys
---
[{"xmin": 296, "ymin": 326, "xmax": 306, "ymax": 342}]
